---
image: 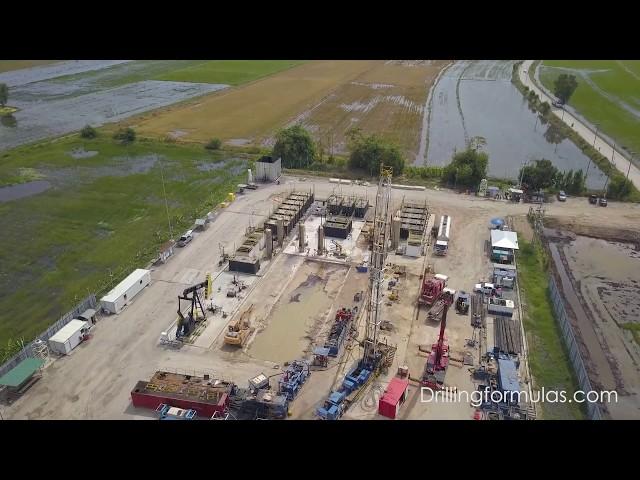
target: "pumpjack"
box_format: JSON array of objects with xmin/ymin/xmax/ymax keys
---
[{"xmin": 176, "ymin": 280, "xmax": 208, "ymax": 338}]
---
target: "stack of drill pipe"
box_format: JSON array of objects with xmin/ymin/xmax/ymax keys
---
[{"xmin": 495, "ymin": 317, "xmax": 522, "ymax": 355}]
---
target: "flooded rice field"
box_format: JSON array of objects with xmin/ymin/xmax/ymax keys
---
[
  {"xmin": 0, "ymin": 60, "xmax": 132, "ymax": 87},
  {"xmin": 0, "ymin": 180, "xmax": 51, "ymax": 202},
  {"xmin": 423, "ymin": 60, "xmax": 606, "ymax": 189},
  {"xmin": 549, "ymin": 231, "xmax": 640, "ymax": 419},
  {"xmin": 248, "ymin": 261, "xmax": 346, "ymax": 364},
  {"xmin": 0, "ymin": 79, "xmax": 228, "ymax": 151}
]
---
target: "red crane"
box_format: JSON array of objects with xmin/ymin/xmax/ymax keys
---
[
  {"xmin": 422, "ymin": 302, "xmax": 451, "ymax": 390},
  {"xmin": 418, "ymin": 272, "xmax": 447, "ymax": 306}
]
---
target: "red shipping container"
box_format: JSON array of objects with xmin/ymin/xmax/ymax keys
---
[{"xmin": 378, "ymin": 377, "xmax": 409, "ymax": 419}]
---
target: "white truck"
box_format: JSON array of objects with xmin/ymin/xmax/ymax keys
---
[
  {"xmin": 487, "ymin": 297, "xmax": 515, "ymax": 317},
  {"xmin": 177, "ymin": 230, "xmax": 193, "ymax": 247},
  {"xmin": 434, "ymin": 215, "xmax": 451, "ymax": 256}
]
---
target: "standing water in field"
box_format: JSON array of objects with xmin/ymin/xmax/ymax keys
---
[{"xmin": 423, "ymin": 60, "xmax": 606, "ymax": 189}]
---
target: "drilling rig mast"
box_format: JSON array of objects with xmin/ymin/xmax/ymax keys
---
[{"xmin": 362, "ymin": 164, "xmax": 393, "ymax": 366}]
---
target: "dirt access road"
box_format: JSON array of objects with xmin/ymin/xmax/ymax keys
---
[{"xmin": 4, "ymin": 177, "xmax": 639, "ymax": 419}]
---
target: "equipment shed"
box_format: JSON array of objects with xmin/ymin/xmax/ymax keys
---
[
  {"xmin": 490, "ymin": 230, "xmax": 519, "ymax": 250},
  {"xmin": 0, "ymin": 358, "xmax": 45, "ymax": 391},
  {"xmin": 378, "ymin": 377, "xmax": 409, "ymax": 419},
  {"xmin": 100, "ymin": 268, "xmax": 151, "ymax": 314}
]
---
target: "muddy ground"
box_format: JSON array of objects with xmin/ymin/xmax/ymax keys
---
[{"xmin": 546, "ymin": 226, "xmax": 640, "ymax": 419}]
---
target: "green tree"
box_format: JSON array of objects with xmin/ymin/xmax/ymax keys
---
[
  {"xmin": 205, "ymin": 138, "xmax": 222, "ymax": 150},
  {"xmin": 346, "ymin": 128, "xmax": 405, "ymax": 176},
  {"xmin": 539, "ymin": 102, "xmax": 551, "ymax": 116},
  {"xmin": 0, "ymin": 83, "xmax": 8, "ymax": 107},
  {"xmin": 272, "ymin": 125, "xmax": 316, "ymax": 169},
  {"xmin": 80, "ymin": 125, "xmax": 97, "ymax": 139},
  {"xmin": 553, "ymin": 74, "xmax": 578, "ymax": 104},
  {"xmin": 113, "ymin": 127, "xmax": 136, "ymax": 144},
  {"xmin": 607, "ymin": 175, "xmax": 632, "ymax": 200},
  {"xmin": 569, "ymin": 169, "xmax": 585, "ymax": 194},
  {"xmin": 519, "ymin": 159, "xmax": 558, "ymax": 192},
  {"xmin": 442, "ymin": 146, "xmax": 488, "ymax": 188}
]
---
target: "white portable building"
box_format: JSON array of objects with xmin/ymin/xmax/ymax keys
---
[
  {"xmin": 100, "ymin": 268, "xmax": 151, "ymax": 314},
  {"xmin": 48, "ymin": 319, "xmax": 89, "ymax": 355}
]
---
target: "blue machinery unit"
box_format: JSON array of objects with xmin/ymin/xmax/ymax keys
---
[
  {"xmin": 324, "ymin": 307, "xmax": 355, "ymax": 357},
  {"xmin": 156, "ymin": 403, "xmax": 197, "ymax": 420},
  {"xmin": 278, "ymin": 360, "xmax": 310, "ymax": 400},
  {"xmin": 316, "ymin": 390, "xmax": 346, "ymax": 420},
  {"xmin": 316, "ymin": 361, "xmax": 374, "ymax": 420}
]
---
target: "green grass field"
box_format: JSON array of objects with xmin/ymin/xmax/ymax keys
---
[
  {"xmin": 539, "ymin": 60, "xmax": 640, "ymax": 155},
  {"xmin": 0, "ymin": 60, "xmax": 62, "ymax": 73},
  {"xmin": 0, "ymin": 134, "xmax": 250, "ymax": 347},
  {"xmin": 46, "ymin": 60, "xmax": 305, "ymax": 91},
  {"xmin": 516, "ymin": 238, "xmax": 585, "ymax": 420},
  {"xmin": 155, "ymin": 60, "xmax": 305, "ymax": 86}
]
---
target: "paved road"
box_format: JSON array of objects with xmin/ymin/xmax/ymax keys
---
[{"xmin": 519, "ymin": 60, "xmax": 640, "ymax": 191}]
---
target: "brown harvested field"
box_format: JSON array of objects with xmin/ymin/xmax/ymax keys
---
[
  {"xmin": 284, "ymin": 60, "xmax": 450, "ymax": 158},
  {"xmin": 131, "ymin": 61, "xmax": 380, "ymax": 145}
]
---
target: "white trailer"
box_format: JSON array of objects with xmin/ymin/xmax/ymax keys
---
[
  {"xmin": 48, "ymin": 319, "xmax": 89, "ymax": 355},
  {"xmin": 434, "ymin": 215, "xmax": 451, "ymax": 255},
  {"xmin": 100, "ymin": 268, "xmax": 151, "ymax": 314}
]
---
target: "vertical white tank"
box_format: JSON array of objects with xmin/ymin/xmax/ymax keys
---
[
  {"xmin": 391, "ymin": 212, "xmax": 401, "ymax": 250},
  {"xmin": 298, "ymin": 223, "xmax": 305, "ymax": 252},
  {"xmin": 248, "ymin": 169, "xmax": 253, "ymax": 184},
  {"xmin": 265, "ymin": 228, "xmax": 273, "ymax": 259}
]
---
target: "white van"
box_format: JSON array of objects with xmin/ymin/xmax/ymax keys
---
[{"xmin": 178, "ymin": 230, "xmax": 193, "ymax": 247}]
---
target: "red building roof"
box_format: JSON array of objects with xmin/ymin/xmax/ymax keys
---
[{"xmin": 380, "ymin": 377, "xmax": 409, "ymax": 405}]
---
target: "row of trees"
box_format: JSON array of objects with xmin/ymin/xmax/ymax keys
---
[
  {"xmin": 519, "ymin": 159, "xmax": 585, "ymax": 194},
  {"xmin": 271, "ymin": 125, "xmax": 405, "ymax": 175}
]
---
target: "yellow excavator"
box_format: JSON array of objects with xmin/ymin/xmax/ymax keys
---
[{"xmin": 224, "ymin": 304, "xmax": 254, "ymax": 346}]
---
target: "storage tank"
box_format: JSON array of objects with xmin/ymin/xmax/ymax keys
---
[
  {"xmin": 265, "ymin": 228, "xmax": 273, "ymax": 259},
  {"xmin": 391, "ymin": 212, "xmax": 401, "ymax": 250},
  {"xmin": 248, "ymin": 169, "xmax": 253, "ymax": 184},
  {"xmin": 317, "ymin": 225, "xmax": 325, "ymax": 255},
  {"xmin": 298, "ymin": 223, "xmax": 306, "ymax": 252},
  {"xmin": 277, "ymin": 219, "xmax": 284, "ymax": 247}
]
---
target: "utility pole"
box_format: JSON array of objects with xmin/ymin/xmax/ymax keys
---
[
  {"xmin": 627, "ymin": 151, "xmax": 635, "ymax": 188},
  {"xmin": 159, "ymin": 155, "xmax": 173, "ymax": 240},
  {"xmin": 585, "ymin": 124, "xmax": 598, "ymax": 180}
]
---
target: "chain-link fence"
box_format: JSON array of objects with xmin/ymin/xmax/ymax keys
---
[
  {"xmin": 0, "ymin": 295, "xmax": 97, "ymax": 380},
  {"xmin": 548, "ymin": 277, "xmax": 603, "ymax": 420}
]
